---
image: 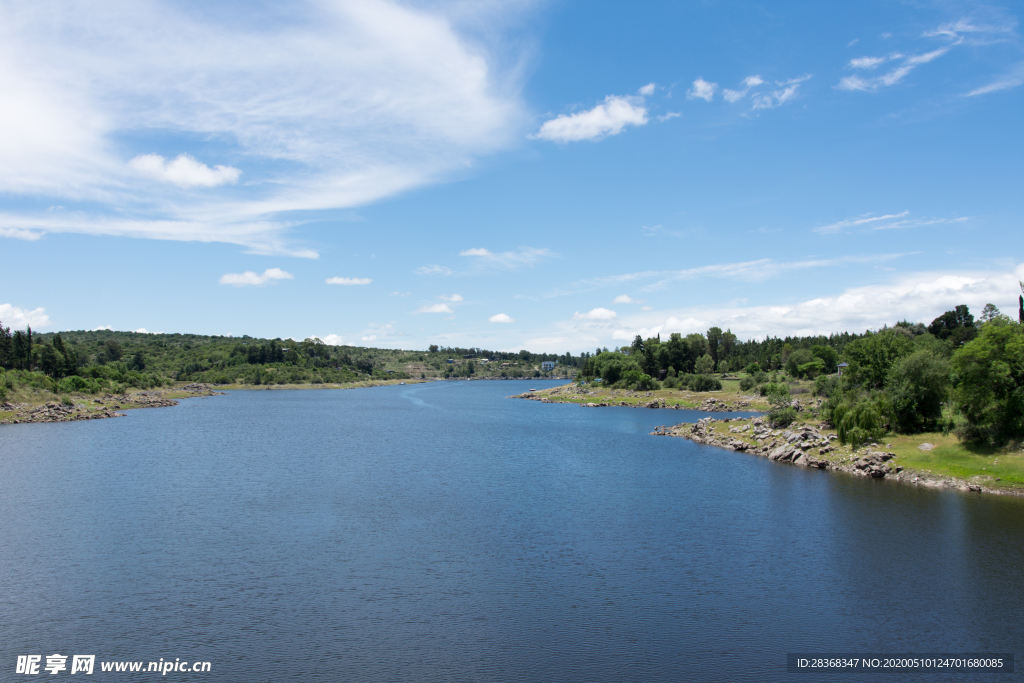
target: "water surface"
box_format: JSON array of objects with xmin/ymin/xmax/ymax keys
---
[{"xmin": 1, "ymin": 380, "xmax": 1021, "ymax": 681}]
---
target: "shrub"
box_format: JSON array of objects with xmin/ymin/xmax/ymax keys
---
[
  {"xmin": 57, "ymin": 375, "xmax": 105, "ymax": 394},
  {"xmin": 768, "ymin": 407, "xmax": 797, "ymax": 428},
  {"xmin": 739, "ymin": 376, "xmax": 756, "ymax": 391},
  {"xmin": 744, "ymin": 362, "xmax": 761, "ymax": 375},
  {"xmin": 691, "ymin": 375, "xmax": 722, "ymax": 392},
  {"xmin": 60, "ymin": 395, "xmax": 74, "ymax": 406},
  {"xmin": 662, "ymin": 376, "xmax": 680, "ymax": 389},
  {"xmin": 814, "ymin": 374, "xmax": 839, "ymax": 397}
]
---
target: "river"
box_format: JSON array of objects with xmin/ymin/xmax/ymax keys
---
[{"xmin": 1, "ymin": 380, "xmax": 1021, "ymax": 681}]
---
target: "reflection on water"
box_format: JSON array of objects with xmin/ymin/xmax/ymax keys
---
[{"xmin": 1, "ymin": 380, "xmax": 1021, "ymax": 682}]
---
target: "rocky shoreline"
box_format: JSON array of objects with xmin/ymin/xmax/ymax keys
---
[
  {"xmin": 1, "ymin": 383, "xmax": 220, "ymax": 425},
  {"xmin": 654, "ymin": 415, "xmax": 1013, "ymax": 497},
  {"xmin": 513, "ymin": 386, "xmax": 759, "ymax": 411}
]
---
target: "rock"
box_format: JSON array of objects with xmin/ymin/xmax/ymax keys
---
[{"xmin": 918, "ymin": 443, "xmax": 935, "ymax": 451}]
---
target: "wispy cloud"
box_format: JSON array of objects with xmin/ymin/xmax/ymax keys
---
[
  {"xmin": 563, "ymin": 253, "xmax": 912, "ymax": 295},
  {"xmin": 965, "ymin": 62, "xmax": 1024, "ymax": 96},
  {"xmin": 814, "ymin": 211, "xmax": 910, "ymax": 234},
  {"xmin": 722, "ymin": 75, "xmax": 764, "ymax": 103},
  {"xmin": 687, "ymin": 77, "xmax": 717, "ymax": 101},
  {"xmin": 751, "ymin": 75, "xmax": 812, "ymax": 109},
  {"xmin": 440, "ymin": 293, "xmax": 464, "ymax": 302},
  {"xmin": 533, "ymin": 95, "xmax": 648, "ymax": 142},
  {"xmin": 838, "ymin": 47, "xmax": 949, "ymax": 91},
  {"xmin": 0, "ymin": 303, "xmax": 50, "ymax": 328},
  {"xmin": 488, "ymin": 313, "xmax": 514, "ymax": 323},
  {"xmin": 638, "ymin": 83, "xmax": 656, "ymax": 96},
  {"xmin": 326, "ymin": 276, "xmax": 372, "ymax": 285},
  {"xmin": 0, "ymin": 0, "xmax": 526, "ymax": 254},
  {"xmin": 613, "ymin": 294, "xmax": 643, "ymax": 304},
  {"xmin": 219, "ymin": 268, "xmax": 294, "ymax": 286},
  {"xmin": 415, "ymin": 264, "xmax": 453, "ymax": 276},
  {"xmin": 459, "ymin": 246, "xmax": 555, "ymax": 270},
  {"xmin": 813, "ymin": 211, "xmax": 968, "ymax": 234}
]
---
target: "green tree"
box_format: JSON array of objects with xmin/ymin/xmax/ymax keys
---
[
  {"xmin": 706, "ymin": 327, "xmax": 723, "ymax": 368},
  {"xmin": 694, "ymin": 354, "xmax": 714, "ymax": 375},
  {"xmin": 843, "ymin": 328, "xmax": 914, "ymax": 389},
  {"xmin": 950, "ymin": 319, "xmax": 1024, "ymax": 442},
  {"xmin": 785, "ymin": 348, "xmax": 813, "ymax": 376},
  {"xmin": 105, "ymin": 339, "xmax": 123, "ymax": 361},
  {"xmin": 811, "ymin": 345, "xmax": 838, "ymax": 373},
  {"xmin": 887, "ymin": 349, "xmax": 949, "ymax": 433},
  {"xmin": 428, "ymin": 344, "xmax": 439, "ymax": 353}
]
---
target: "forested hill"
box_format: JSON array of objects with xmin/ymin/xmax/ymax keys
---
[{"xmin": 0, "ymin": 328, "xmax": 581, "ymax": 393}]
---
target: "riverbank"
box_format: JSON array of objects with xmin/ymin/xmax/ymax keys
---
[
  {"xmin": 653, "ymin": 415, "xmax": 1024, "ymax": 497},
  {"xmin": 0, "ymin": 378, "xmax": 425, "ymax": 425},
  {"xmin": 511, "ymin": 382, "xmax": 772, "ymax": 411}
]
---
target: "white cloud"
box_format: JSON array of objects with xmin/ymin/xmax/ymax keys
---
[
  {"xmin": 326, "ymin": 276, "xmax": 372, "ymax": 285},
  {"xmin": 321, "ymin": 334, "xmax": 344, "ymax": 345},
  {"xmin": 488, "ymin": 313, "xmax": 514, "ymax": 323},
  {"xmin": 641, "ymin": 306, "xmax": 653, "ymax": 311},
  {"xmin": 390, "ymin": 291, "xmax": 411, "ymax": 296},
  {"xmin": 92, "ymin": 325, "xmax": 112, "ymax": 331},
  {"xmin": 129, "ymin": 153, "xmax": 241, "ymax": 188},
  {"xmin": 415, "ymin": 264, "xmax": 453, "ymax": 276},
  {"xmin": 440, "ymin": 293, "xmax": 464, "ymax": 302},
  {"xmin": 751, "ymin": 75, "xmax": 811, "ymax": 109},
  {"xmin": 533, "ymin": 95, "xmax": 648, "ymax": 142},
  {"xmin": 965, "ymin": 62, "xmax": 1024, "ymax": 96},
  {"xmin": 361, "ymin": 334, "xmax": 377, "ymax": 342},
  {"xmin": 1, "ymin": 227, "xmax": 44, "ymax": 240},
  {"xmin": 573, "ymin": 307, "xmax": 617, "ymax": 320},
  {"xmin": 657, "ymin": 112, "xmax": 681, "ymax": 121},
  {"xmin": 814, "ymin": 211, "xmax": 968, "ymax": 234},
  {"xmin": 838, "ymin": 48, "xmax": 949, "ymax": 91},
  {"xmin": 219, "ymin": 267, "xmax": 294, "ymax": 286},
  {"xmin": 722, "ymin": 75, "xmax": 764, "ymax": 103},
  {"xmin": 687, "ymin": 77, "xmax": 717, "ymax": 101},
  {"xmin": 417, "ymin": 303, "xmax": 454, "ymax": 313},
  {"xmin": 0, "ymin": 0, "xmax": 526, "ymax": 254},
  {"xmin": 638, "ymin": 83, "xmax": 656, "ymax": 96},
  {"xmin": 607, "ymin": 264, "xmax": 1024, "ymax": 341},
  {"xmin": 571, "ymin": 253, "xmax": 913, "ymax": 294},
  {"xmin": 459, "ymin": 246, "xmax": 555, "ymax": 269},
  {"xmin": 848, "ymin": 55, "xmax": 901, "ymax": 69},
  {"xmin": 612, "ymin": 294, "xmax": 642, "ymax": 304},
  {"xmin": 0, "ymin": 303, "xmax": 50, "ymax": 329},
  {"xmin": 134, "ymin": 328, "xmax": 151, "ymax": 334}
]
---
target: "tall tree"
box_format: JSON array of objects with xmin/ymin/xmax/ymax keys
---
[
  {"xmin": 706, "ymin": 327, "xmax": 723, "ymax": 368},
  {"xmin": 26, "ymin": 326, "xmax": 33, "ymax": 371}
]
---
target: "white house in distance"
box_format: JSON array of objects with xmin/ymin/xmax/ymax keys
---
[{"xmin": 541, "ymin": 361, "xmax": 556, "ymax": 371}]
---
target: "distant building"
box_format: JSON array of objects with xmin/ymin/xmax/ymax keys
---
[
  {"xmin": 838, "ymin": 362, "xmax": 848, "ymax": 376},
  {"xmin": 541, "ymin": 361, "xmax": 555, "ymax": 371}
]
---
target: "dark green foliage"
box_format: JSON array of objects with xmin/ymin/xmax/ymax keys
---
[
  {"xmin": 842, "ymin": 328, "xmax": 914, "ymax": 389},
  {"xmin": 950, "ymin": 320, "xmax": 1024, "ymax": 443},
  {"xmin": 690, "ymin": 374, "xmax": 722, "ymax": 392},
  {"xmin": 768, "ymin": 407, "xmax": 797, "ymax": 428},
  {"xmin": 928, "ymin": 305, "xmax": 977, "ymax": 343},
  {"xmin": 739, "ymin": 376, "xmax": 757, "ymax": 391},
  {"xmin": 886, "ymin": 350, "xmax": 949, "ymax": 433},
  {"xmin": 811, "ymin": 345, "xmax": 838, "ymax": 372},
  {"xmin": 784, "ymin": 348, "xmax": 813, "ymax": 376},
  {"xmin": 813, "ymin": 374, "xmax": 839, "ymax": 397},
  {"xmin": 832, "ymin": 397, "xmax": 888, "ymax": 446}
]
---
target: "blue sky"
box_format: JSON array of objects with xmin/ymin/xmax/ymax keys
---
[{"xmin": 1, "ymin": 0, "xmax": 1022, "ymax": 352}]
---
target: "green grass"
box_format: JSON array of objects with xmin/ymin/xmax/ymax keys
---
[{"xmin": 884, "ymin": 431, "xmax": 1024, "ymax": 489}]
